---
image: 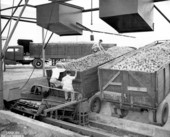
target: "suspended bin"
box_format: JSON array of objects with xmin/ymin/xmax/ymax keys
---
[
  {"xmin": 99, "ymin": 0, "xmax": 154, "ymax": 33},
  {"xmin": 154, "ymin": 0, "xmax": 168, "ymax": 2},
  {"xmin": 36, "ymin": 2, "xmax": 83, "ymax": 36}
]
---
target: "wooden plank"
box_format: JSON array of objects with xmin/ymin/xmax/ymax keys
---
[
  {"xmin": 44, "ymin": 98, "xmax": 87, "ymax": 114},
  {"xmin": 128, "ymin": 72, "xmax": 145, "ymax": 87},
  {"xmin": 165, "ymin": 65, "xmax": 170, "ymax": 96},
  {"xmin": 122, "ymin": 71, "xmax": 128, "ymax": 103},
  {"xmin": 127, "ymin": 86, "xmax": 147, "ymax": 92},
  {"xmin": 103, "ymin": 71, "xmax": 120, "ymax": 90},
  {"xmin": 157, "ymin": 69, "xmax": 164, "ymax": 104},
  {"xmin": 110, "ymin": 82, "xmax": 122, "ymax": 86},
  {"xmin": 103, "ymin": 91, "xmax": 121, "ymax": 101}
]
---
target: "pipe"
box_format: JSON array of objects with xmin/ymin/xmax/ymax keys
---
[
  {"xmin": 2, "ymin": 14, "xmax": 36, "ymax": 21},
  {"xmin": 2, "ymin": 0, "xmax": 29, "ymax": 57},
  {"xmin": 1, "ymin": 0, "xmax": 23, "ymax": 34},
  {"xmin": 83, "ymin": 8, "xmax": 99, "ymax": 13},
  {"xmin": 43, "ymin": 33, "xmax": 54, "ymax": 50},
  {"xmin": 1, "ymin": 16, "xmax": 36, "ymax": 23},
  {"xmin": 0, "ymin": 0, "xmax": 4, "ymax": 109},
  {"xmin": 0, "ymin": 4, "xmax": 35, "ymax": 11},
  {"xmin": 154, "ymin": 5, "xmax": 170, "ymax": 24}
]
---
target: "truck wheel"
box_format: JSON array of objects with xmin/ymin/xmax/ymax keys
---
[
  {"xmin": 156, "ymin": 101, "xmax": 169, "ymax": 126},
  {"xmin": 89, "ymin": 93, "xmax": 102, "ymax": 113},
  {"xmin": 120, "ymin": 109, "xmax": 129, "ymax": 118},
  {"xmin": 33, "ymin": 59, "xmax": 43, "ymax": 69}
]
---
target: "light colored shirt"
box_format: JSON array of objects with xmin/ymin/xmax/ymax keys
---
[
  {"xmin": 62, "ymin": 74, "xmax": 76, "ymax": 92},
  {"xmin": 92, "ymin": 42, "xmax": 104, "ymax": 52},
  {"xmin": 50, "ymin": 67, "xmax": 65, "ymax": 83}
]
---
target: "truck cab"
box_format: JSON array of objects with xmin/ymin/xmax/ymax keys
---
[
  {"xmin": 4, "ymin": 44, "xmax": 34, "ymax": 67},
  {"xmin": 5, "ymin": 45, "xmax": 24, "ymax": 65},
  {"xmin": 4, "ymin": 39, "xmax": 42, "ymax": 69}
]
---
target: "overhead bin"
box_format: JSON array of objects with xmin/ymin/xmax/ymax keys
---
[
  {"xmin": 36, "ymin": 2, "xmax": 83, "ymax": 36},
  {"xmin": 99, "ymin": 0, "xmax": 154, "ymax": 33},
  {"xmin": 154, "ymin": 0, "xmax": 168, "ymax": 2}
]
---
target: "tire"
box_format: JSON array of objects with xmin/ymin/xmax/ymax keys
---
[
  {"xmin": 89, "ymin": 94, "xmax": 102, "ymax": 113},
  {"xmin": 120, "ymin": 109, "xmax": 129, "ymax": 118},
  {"xmin": 156, "ymin": 101, "xmax": 169, "ymax": 126},
  {"xmin": 31, "ymin": 85, "xmax": 41, "ymax": 95},
  {"xmin": 32, "ymin": 59, "xmax": 43, "ymax": 69}
]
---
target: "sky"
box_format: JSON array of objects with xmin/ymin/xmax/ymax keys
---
[{"xmin": 1, "ymin": 0, "xmax": 170, "ymax": 48}]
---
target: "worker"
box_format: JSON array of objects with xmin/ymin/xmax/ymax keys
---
[
  {"xmin": 61, "ymin": 70, "xmax": 77, "ymax": 101},
  {"xmin": 50, "ymin": 63, "xmax": 66, "ymax": 88},
  {"xmin": 92, "ymin": 39, "xmax": 105, "ymax": 53}
]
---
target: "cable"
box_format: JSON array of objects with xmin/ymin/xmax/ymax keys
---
[{"xmin": 20, "ymin": 67, "xmax": 35, "ymax": 90}]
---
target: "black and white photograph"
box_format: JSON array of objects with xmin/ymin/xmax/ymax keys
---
[{"xmin": 0, "ymin": 0, "xmax": 170, "ymax": 137}]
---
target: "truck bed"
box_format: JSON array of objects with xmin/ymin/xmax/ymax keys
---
[
  {"xmin": 65, "ymin": 47, "xmax": 135, "ymax": 99},
  {"xmin": 98, "ymin": 41, "xmax": 170, "ymax": 110}
]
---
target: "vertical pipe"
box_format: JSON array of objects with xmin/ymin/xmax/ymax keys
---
[
  {"xmin": 42, "ymin": 28, "xmax": 46, "ymax": 77},
  {"xmin": 91, "ymin": 0, "xmax": 93, "ymax": 25},
  {"xmin": 0, "ymin": 0, "xmax": 4, "ymax": 109},
  {"xmin": 2, "ymin": 0, "xmax": 29, "ymax": 56}
]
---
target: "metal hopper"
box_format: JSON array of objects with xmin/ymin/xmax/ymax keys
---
[
  {"xmin": 36, "ymin": 2, "xmax": 83, "ymax": 36},
  {"xmin": 99, "ymin": 0, "xmax": 154, "ymax": 33}
]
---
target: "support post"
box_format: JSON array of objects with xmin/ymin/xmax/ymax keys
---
[
  {"xmin": 0, "ymin": 1, "xmax": 4, "ymax": 109},
  {"xmin": 42, "ymin": 28, "xmax": 46, "ymax": 77},
  {"xmin": 2, "ymin": 0, "xmax": 29, "ymax": 56}
]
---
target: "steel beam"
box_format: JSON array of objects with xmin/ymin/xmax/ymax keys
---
[
  {"xmin": 2, "ymin": 0, "xmax": 29, "ymax": 57},
  {"xmin": 154, "ymin": 5, "xmax": 170, "ymax": 24}
]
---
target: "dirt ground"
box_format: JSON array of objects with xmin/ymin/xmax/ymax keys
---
[
  {"xmin": 0, "ymin": 118, "xmax": 39, "ymax": 137},
  {"xmin": 2, "ymin": 64, "xmax": 170, "ymax": 136},
  {"xmin": 3, "ymin": 64, "xmax": 51, "ymax": 82},
  {"xmin": 1, "ymin": 64, "xmax": 53, "ymax": 137}
]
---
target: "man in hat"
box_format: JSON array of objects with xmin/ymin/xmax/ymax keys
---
[{"xmin": 92, "ymin": 39, "xmax": 105, "ymax": 53}]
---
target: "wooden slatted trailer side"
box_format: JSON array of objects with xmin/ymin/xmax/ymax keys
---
[
  {"xmin": 68, "ymin": 47, "xmax": 135, "ymax": 99},
  {"xmin": 95, "ymin": 41, "xmax": 170, "ymax": 126},
  {"xmin": 72, "ymin": 64, "xmax": 101, "ymax": 99}
]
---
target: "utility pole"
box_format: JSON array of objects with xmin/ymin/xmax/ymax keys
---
[{"xmin": 0, "ymin": 0, "xmax": 4, "ymax": 109}]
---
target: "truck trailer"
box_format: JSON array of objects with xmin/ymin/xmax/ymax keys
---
[
  {"xmin": 4, "ymin": 39, "xmax": 116, "ymax": 69},
  {"xmin": 90, "ymin": 40, "xmax": 170, "ymax": 126}
]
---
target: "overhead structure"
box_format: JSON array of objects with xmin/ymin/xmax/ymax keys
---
[
  {"xmin": 99, "ymin": 0, "xmax": 154, "ymax": 33},
  {"xmin": 36, "ymin": 2, "xmax": 83, "ymax": 36},
  {"xmin": 154, "ymin": 0, "xmax": 168, "ymax": 2}
]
